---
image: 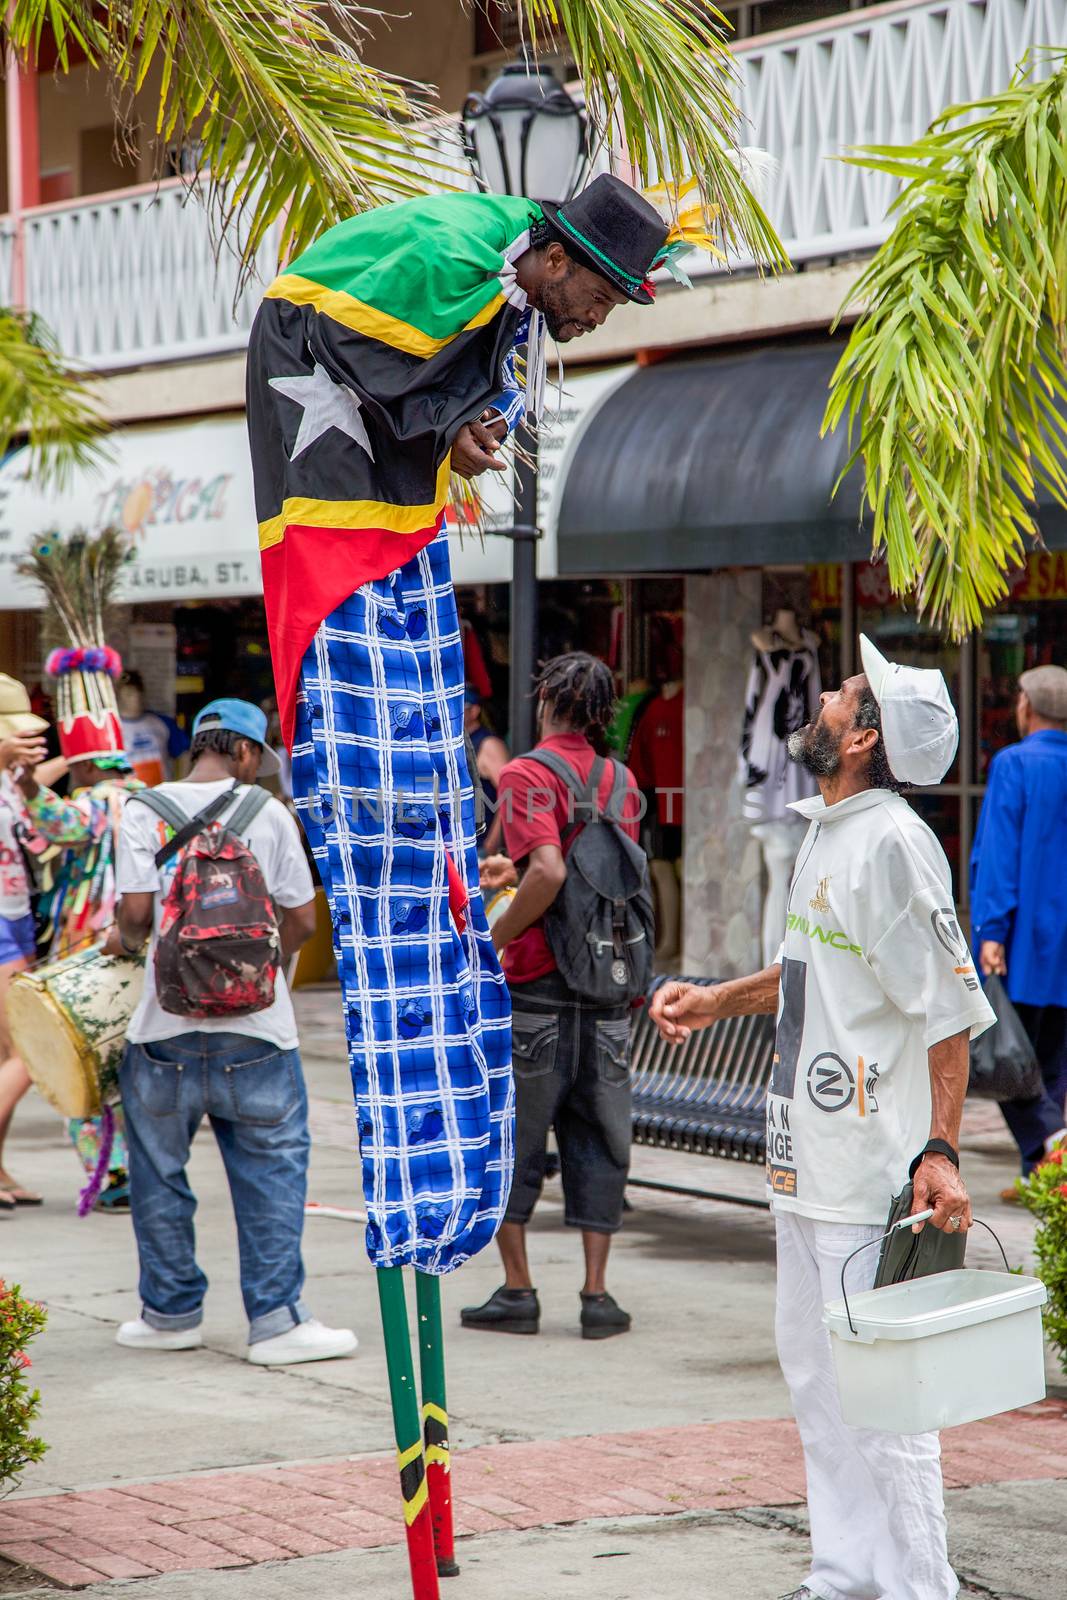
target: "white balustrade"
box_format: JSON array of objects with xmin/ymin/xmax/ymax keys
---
[
  {"xmin": 725, "ymin": 0, "xmax": 1067, "ymax": 272},
  {"xmin": 19, "ymin": 178, "xmax": 281, "ymax": 371},
  {"xmin": 2, "ymin": 0, "xmax": 1065, "ymax": 367}
]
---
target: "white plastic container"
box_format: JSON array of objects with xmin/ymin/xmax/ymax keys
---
[{"xmin": 824, "ymin": 1269, "xmax": 1048, "ymax": 1434}]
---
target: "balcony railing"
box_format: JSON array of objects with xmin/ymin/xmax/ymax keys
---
[
  {"xmin": 0, "ymin": 0, "xmax": 1064, "ymax": 369},
  {"xmin": 726, "ymin": 0, "xmax": 1067, "ymax": 272}
]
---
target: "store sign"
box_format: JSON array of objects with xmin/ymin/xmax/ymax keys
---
[
  {"xmin": 1008, "ymin": 549, "xmax": 1067, "ymax": 601},
  {"xmin": 0, "ymin": 371, "xmax": 634, "ymax": 607},
  {"xmin": 0, "ymin": 415, "xmax": 260, "ymax": 607}
]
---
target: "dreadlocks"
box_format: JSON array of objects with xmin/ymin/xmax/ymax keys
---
[
  {"xmin": 536, "ymin": 652, "xmax": 616, "ymax": 752},
  {"xmin": 854, "ymin": 686, "xmax": 907, "ymax": 794}
]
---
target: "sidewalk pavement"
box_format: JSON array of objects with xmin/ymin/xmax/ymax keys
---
[{"xmin": 0, "ymin": 985, "xmax": 1062, "ymax": 1599}]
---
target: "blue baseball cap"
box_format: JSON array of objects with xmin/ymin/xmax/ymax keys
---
[{"xmin": 192, "ymin": 698, "xmax": 281, "ymax": 776}]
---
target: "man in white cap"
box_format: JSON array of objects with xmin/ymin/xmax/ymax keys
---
[
  {"xmin": 972, "ymin": 663, "xmax": 1067, "ymax": 1183},
  {"xmin": 651, "ymin": 641, "xmax": 994, "ymax": 1600}
]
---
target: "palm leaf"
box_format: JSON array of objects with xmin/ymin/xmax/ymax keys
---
[
  {"xmin": 6, "ymin": 1, "xmax": 442, "ymax": 272},
  {"xmin": 0, "ymin": 311, "xmax": 106, "ymax": 488},
  {"xmin": 824, "ymin": 50, "xmax": 1067, "ymax": 637},
  {"xmin": 519, "ymin": 0, "xmax": 787, "ymax": 269}
]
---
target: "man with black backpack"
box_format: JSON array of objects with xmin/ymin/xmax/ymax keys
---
[
  {"xmin": 112, "ymin": 699, "xmax": 357, "ymax": 1366},
  {"xmin": 461, "ymin": 654, "xmax": 650, "ymax": 1341}
]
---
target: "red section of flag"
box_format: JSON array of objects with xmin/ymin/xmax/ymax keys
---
[
  {"xmin": 262, "ymin": 518, "xmax": 443, "ymax": 750},
  {"xmin": 444, "ymin": 851, "xmax": 469, "ymax": 933}
]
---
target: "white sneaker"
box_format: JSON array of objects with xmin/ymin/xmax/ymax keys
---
[
  {"xmin": 247, "ymin": 1317, "xmax": 358, "ymax": 1366},
  {"xmin": 116, "ymin": 1317, "xmax": 203, "ymax": 1351}
]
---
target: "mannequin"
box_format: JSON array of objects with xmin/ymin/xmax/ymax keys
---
[
  {"xmin": 739, "ymin": 609, "xmax": 822, "ymax": 964},
  {"xmin": 750, "ymin": 607, "xmax": 807, "ymax": 653},
  {"xmin": 117, "ymin": 671, "xmax": 187, "ymax": 787}
]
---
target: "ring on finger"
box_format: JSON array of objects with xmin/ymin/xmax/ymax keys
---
[{"xmin": 949, "ymin": 1215, "xmax": 962, "ymax": 1231}]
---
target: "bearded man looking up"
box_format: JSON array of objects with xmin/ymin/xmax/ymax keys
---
[{"xmin": 650, "ymin": 637, "xmax": 994, "ymax": 1600}]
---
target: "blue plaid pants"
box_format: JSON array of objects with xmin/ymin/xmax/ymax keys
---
[{"xmin": 292, "ymin": 525, "xmax": 514, "ymax": 1274}]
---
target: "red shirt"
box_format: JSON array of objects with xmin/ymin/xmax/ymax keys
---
[
  {"xmin": 629, "ymin": 690, "xmax": 684, "ymax": 825},
  {"xmin": 497, "ymin": 732, "xmax": 641, "ymax": 985}
]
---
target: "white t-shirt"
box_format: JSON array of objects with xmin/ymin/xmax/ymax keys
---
[
  {"xmin": 116, "ymin": 780, "xmax": 314, "ymax": 1048},
  {"xmin": 121, "ymin": 713, "xmax": 174, "ymax": 787},
  {"xmin": 0, "ymin": 773, "xmax": 31, "ymax": 920},
  {"xmin": 766, "ymin": 788, "xmax": 994, "ymax": 1225}
]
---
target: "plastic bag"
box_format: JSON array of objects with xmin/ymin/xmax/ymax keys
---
[{"xmin": 968, "ymin": 974, "xmax": 1042, "ymax": 1101}]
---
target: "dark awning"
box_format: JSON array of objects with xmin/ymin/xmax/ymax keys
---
[{"xmin": 557, "ymin": 340, "xmax": 870, "ymax": 576}]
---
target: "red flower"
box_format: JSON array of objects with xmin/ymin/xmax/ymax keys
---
[
  {"xmin": 1045, "ymin": 1149, "xmax": 1064, "ymax": 1165},
  {"xmin": 1057, "ymin": 1183, "xmax": 1067, "ymax": 1199},
  {"xmin": 15, "ymin": 1351, "xmax": 31, "ymax": 1369}
]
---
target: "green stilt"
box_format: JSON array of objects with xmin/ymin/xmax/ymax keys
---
[
  {"xmin": 415, "ymin": 1271, "xmax": 458, "ymax": 1576},
  {"xmin": 376, "ymin": 1268, "xmax": 440, "ymax": 1600}
]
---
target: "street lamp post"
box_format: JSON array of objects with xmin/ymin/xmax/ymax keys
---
[{"xmin": 462, "ymin": 56, "xmax": 589, "ymax": 753}]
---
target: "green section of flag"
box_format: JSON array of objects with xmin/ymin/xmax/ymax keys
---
[{"xmin": 289, "ymin": 193, "xmax": 542, "ymax": 342}]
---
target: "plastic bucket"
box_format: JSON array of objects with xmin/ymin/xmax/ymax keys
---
[{"xmin": 824, "ymin": 1269, "xmax": 1047, "ymax": 1434}]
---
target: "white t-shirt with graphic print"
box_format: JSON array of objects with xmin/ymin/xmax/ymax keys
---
[
  {"xmin": 117, "ymin": 780, "xmax": 314, "ymax": 1049},
  {"xmin": 766, "ymin": 787, "xmax": 994, "ymax": 1225}
]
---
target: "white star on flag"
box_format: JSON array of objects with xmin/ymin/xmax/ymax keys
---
[{"xmin": 269, "ymin": 363, "xmax": 375, "ymax": 462}]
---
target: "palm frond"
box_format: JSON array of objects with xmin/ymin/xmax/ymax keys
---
[
  {"xmin": 824, "ymin": 50, "xmax": 1067, "ymax": 637},
  {"xmin": 519, "ymin": 0, "xmax": 788, "ymax": 270},
  {"xmin": 0, "ymin": 311, "xmax": 107, "ymax": 489},
  {"xmin": 6, "ymin": 1, "xmax": 441, "ymax": 271}
]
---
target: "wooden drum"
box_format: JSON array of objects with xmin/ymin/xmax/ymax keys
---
[{"xmin": 7, "ymin": 947, "xmax": 144, "ymax": 1118}]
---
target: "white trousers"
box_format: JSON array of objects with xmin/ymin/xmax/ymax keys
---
[{"xmin": 775, "ymin": 1211, "xmax": 958, "ymax": 1600}]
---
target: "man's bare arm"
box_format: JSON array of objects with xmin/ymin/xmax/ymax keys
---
[
  {"xmin": 911, "ymin": 1028, "xmax": 973, "ymax": 1233},
  {"xmin": 649, "ymin": 964, "xmax": 781, "ymax": 1044}
]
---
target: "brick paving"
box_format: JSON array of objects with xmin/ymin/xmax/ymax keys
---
[{"xmin": 2, "ymin": 1402, "xmax": 1064, "ymax": 1589}]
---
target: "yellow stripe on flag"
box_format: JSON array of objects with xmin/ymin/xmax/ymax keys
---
[
  {"xmin": 258, "ymin": 457, "xmax": 451, "ymax": 553},
  {"xmin": 266, "ymin": 274, "xmax": 505, "ymax": 359}
]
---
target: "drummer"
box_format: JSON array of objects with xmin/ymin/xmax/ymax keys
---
[{"xmin": 3, "ymin": 707, "xmax": 142, "ymax": 1213}]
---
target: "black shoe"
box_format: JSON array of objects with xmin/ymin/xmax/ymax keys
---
[
  {"xmin": 580, "ymin": 1291, "xmax": 631, "ymax": 1340},
  {"xmin": 460, "ymin": 1286, "xmax": 540, "ymax": 1335}
]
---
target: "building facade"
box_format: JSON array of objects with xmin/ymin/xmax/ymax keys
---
[{"xmin": 0, "ymin": 0, "xmax": 1064, "ymax": 967}]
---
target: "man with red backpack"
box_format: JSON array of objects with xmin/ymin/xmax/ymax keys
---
[
  {"xmin": 113, "ymin": 699, "xmax": 357, "ymax": 1366},
  {"xmin": 461, "ymin": 654, "xmax": 649, "ymax": 1341}
]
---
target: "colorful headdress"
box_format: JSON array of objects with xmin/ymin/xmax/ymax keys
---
[
  {"xmin": 643, "ymin": 150, "xmax": 778, "ymax": 292},
  {"xmin": 44, "ymin": 645, "xmax": 126, "ymax": 764},
  {"xmin": 18, "ymin": 528, "xmax": 132, "ymax": 766}
]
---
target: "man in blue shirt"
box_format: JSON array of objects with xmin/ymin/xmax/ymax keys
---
[{"xmin": 971, "ymin": 665, "xmax": 1067, "ymax": 1180}]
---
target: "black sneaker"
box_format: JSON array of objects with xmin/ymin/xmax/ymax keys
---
[
  {"xmin": 460, "ymin": 1286, "xmax": 540, "ymax": 1335},
  {"xmin": 579, "ymin": 1291, "xmax": 631, "ymax": 1340}
]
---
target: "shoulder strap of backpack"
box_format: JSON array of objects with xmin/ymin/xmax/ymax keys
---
[
  {"xmin": 603, "ymin": 759, "xmax": 629, "ymax": 825},
  {"xmin": 523, "ymin": 749, "xmax": 606, "ymax": 847},
  {"xmin": 132, "ymin": 781, "xmax": 240, "ymax": 870},
  {"xmin": 226, "ymin": 784, "xmax": 272, "ymax": 837}
]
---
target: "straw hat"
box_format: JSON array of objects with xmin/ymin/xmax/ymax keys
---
[{"xmin": 0, "ymin": 674, "xmax": 49, "ymax": 740}]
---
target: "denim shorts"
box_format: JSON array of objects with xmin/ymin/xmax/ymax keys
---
[
  {"xmin": 0, "ymin": 911, "xmax": 36, "ymax": 966},
  {"xmin": 504, "ymin": 970, "xmax": 633, "ymax": 1234}
]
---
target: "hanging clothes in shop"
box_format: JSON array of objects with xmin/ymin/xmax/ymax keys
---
[
  {"xmin": 739, "ymin": 634, "xmax": 822, "ymax": 824},
  {"xmin": 630, "ymin": 684, "xmax": 684, "ymax": 829}
]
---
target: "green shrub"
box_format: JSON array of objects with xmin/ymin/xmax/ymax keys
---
[
  {"xmin": 0, "ymin": 1280, "xmax": 47, "ymax": 1492},
  {"xmin": 1017, "ymin": 1150, "xmax": 1067, "ymax": 1371}
]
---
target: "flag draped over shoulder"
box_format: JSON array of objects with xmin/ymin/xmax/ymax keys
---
[{"xmin": 246, "ymin": 192, "xmax": 542, "ymax": 748}]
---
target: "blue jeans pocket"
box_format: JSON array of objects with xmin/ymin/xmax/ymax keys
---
[
  {"xmin": 222, "ymin": 1050, "xmax": 300, "ymax": 1126},
  {"xmin": 131, "ymin": 1043, "xmax": 185, "ymax": 1117}
]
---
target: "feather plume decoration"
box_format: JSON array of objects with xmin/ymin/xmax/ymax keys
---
[
  {"xmin": 18, "ymin": 526, "xmax": 133, "ymax": 652},
  {"xmin": 644, "ymin": 148, "xmax": 779, "ymax": 285}
]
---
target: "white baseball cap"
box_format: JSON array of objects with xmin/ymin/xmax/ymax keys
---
[{"xmin": 859, "ymin": 635, "xmax": 959, "ymax": 787}]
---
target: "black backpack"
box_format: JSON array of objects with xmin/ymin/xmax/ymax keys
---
[{"xmin": 523, "ymin": 749, "xmax": 654, "ymax": 1005}]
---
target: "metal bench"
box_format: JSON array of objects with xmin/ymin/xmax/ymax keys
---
[{"xmin": 627, "ymin": 979, "xmax": 776, "ymax": 1211}]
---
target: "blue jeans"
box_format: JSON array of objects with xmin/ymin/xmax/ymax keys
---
[{"xmin": 119, "ymin": 1032, "xmax": 311, "ymax": 1343}]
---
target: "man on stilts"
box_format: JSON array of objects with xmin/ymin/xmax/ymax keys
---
[{"xmin": 246, "ymin": 175, "xmax": 677, "ymax": 1594}]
